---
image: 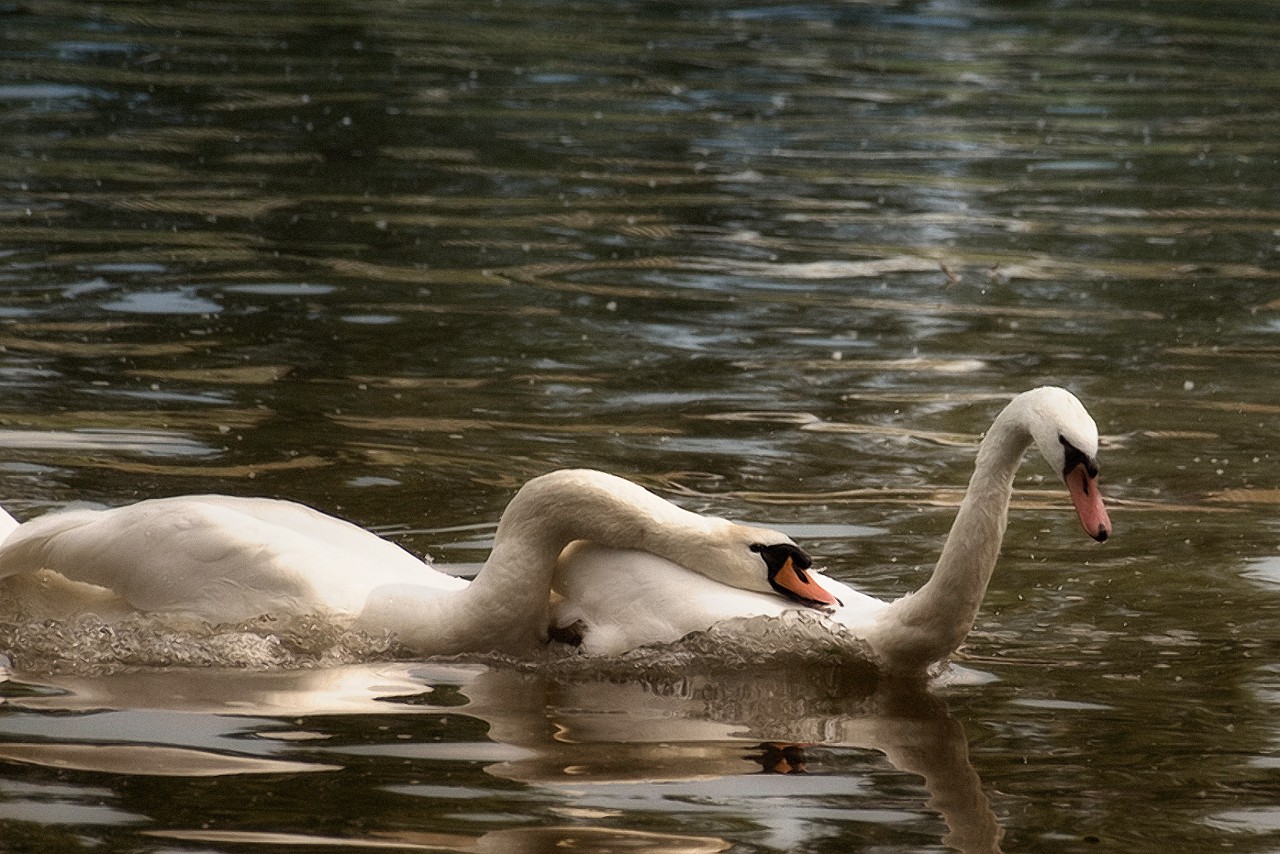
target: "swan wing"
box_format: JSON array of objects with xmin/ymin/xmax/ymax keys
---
[{"xmin": 0, "ymin": 496, "xmax": 460, "ymax": 623}]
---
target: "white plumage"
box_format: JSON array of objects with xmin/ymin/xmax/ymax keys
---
[{"xmin": 0, "ymin": 469, "xmax": 801, "ymax": 657}]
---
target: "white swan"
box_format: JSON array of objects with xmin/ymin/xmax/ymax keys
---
[
  {"xmin": 0, "ymin": 469, "xmax": 818, "ymax": 657},
  {"xmin": 551, "ymin": 387, "xmax": 1113, "ymax": 673}
]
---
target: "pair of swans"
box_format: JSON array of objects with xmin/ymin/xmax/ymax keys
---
[{"xmin": 0, "ymin": 387, "xmax": 1111, "ymax": 675}]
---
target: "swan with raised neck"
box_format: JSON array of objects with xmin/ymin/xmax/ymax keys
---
[
  {"xmin": 860, "ymin": 386, "xmax": 1111, "ymax": 672},
  {"xmin": 552, "ymin": 387, "xmax": 1112, "ymax": 673}
]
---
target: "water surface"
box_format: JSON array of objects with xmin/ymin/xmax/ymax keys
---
[{"xmin": 2, "ymin": 1, "xmax": 1279, "ymax": 852}]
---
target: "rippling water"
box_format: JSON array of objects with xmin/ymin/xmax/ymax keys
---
[{"xmin": 1, "ymin": 1, "xmax": 1279, "ymax": 852}]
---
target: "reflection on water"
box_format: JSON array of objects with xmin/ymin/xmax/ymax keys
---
[
  {"xmin": 0, "ymin": 743, "xmax": 340, "ymax": 778},
  {"xmin": 148, "ymin": 827, "xmax": 736, "ymax": 853},
  {"xmin": 2, "ymin": 0, "xmax": 1279, "ymax": 851},
  {"xmin": 2, "ymin": 661, "xmax": 1003, "ymax": 854}
]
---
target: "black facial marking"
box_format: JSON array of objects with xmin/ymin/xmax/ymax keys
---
[
  {"xmin": 751, "ymin": 542, "xmax": 812, "ymax": 577},
  {"xmin": 1059, "ymin": 435, "xmax": 1099, "ymax": 479}
]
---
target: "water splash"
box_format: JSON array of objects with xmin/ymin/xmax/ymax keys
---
[
  {"xmin": 0, "ymin": 612, "xmax": 400, "ymax": 675},
  {"xmin": 0, "ymin": 603, "xmax": 886, "ymax": 679},
  {"xmin": 482, "ymin": 610, "xmax": 886, "ymax": 687}
]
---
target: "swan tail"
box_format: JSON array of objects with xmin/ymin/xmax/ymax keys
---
[
  {"xmin": 0, "ymin": 512, "xmax": 50, "ymax": 580},
  {"xmin": 0, "ymin": 507, "xmax": 19, "ymax": 542}
]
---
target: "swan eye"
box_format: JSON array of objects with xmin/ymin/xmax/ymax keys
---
[{"xmin": 1059, "ymin": 435, "xmax": 1099, "ymax": 478}]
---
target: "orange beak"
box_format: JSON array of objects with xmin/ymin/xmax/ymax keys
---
[
  {"xmin": 1065, "ymin": 463, "xmax": 1112, "ymax": 542},
  {"xmin": 772, "ymin": 557, "xmax": 841, "ymax": 610}
]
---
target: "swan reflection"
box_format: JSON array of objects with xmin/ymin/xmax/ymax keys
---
[
  {"xmin": 146, "ymin": 826, "xmax": 733, "ymax": 853},
  {"xmin": 1, "ymin": 661, "xmax": 1003, "ymax": 853}
]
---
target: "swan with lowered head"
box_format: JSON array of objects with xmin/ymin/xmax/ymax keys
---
[
  {"xmin": 552, "ymin": 387, "xmax": 1112, "ymax": 673},
  {"xmin": 0, "ymin": 469, "xmax": 819, "ymax": 657}
]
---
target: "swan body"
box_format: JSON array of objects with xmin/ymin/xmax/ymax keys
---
[
  {"xmin": 0, "ymin": 495, "xmax": 468, "ymax": 622},
  {"xmin": 552, "ymin": 387, "xmax": 1113, "ymax": 673},
  {"xmin": 552, "ymin": 541, "xmax": 886, "ymax": 655},
  {"xmin": 0, "ymin": 469, "xmax": 810, "ymax": 657}
]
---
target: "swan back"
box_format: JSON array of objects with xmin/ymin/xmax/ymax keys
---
[{"xmin": 0, "ymin": 496, "xmax": 450, "ymax": 622}]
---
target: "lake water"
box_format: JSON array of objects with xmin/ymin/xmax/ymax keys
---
[{"xmin": 1, "ymin": 1, "xmax": 1278, "ymax": 852}]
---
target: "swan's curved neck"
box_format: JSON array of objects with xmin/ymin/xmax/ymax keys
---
[
  {"xmin": 873, "ymin": 401, "xmax": 1035, "ymax": 672},
  {"xmin": 394, "ymin": 470, "xmax": 715, "ymax": 654}
]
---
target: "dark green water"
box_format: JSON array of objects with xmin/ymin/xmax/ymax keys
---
[{"xmin": 1, "ymin": 1, "xmax": 1278, "ymax": 851}]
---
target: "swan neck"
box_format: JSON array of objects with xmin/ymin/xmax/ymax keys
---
[
  {"xmin": 935, "ymin": 412, "xmax": 1030, "ymax": 587},
  {"xmin": 455, "ymin": 470, "xmax": 710, "ymax": 650},
  {"xmin": 876, "ymin": 402, "xmax": 1034, "ymax": 671}
]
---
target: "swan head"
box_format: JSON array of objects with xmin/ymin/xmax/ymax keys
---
[
  {"xmin": 751, "ymin": 541, "xmax": 841, "ymax": 611},
  {"xmin": 1020, "ymin": 386, "xmax": 1113, "ymax": 542},
  {"xmin": 695, "ymin": 522, "xmax": 839, "ymax": 611}
]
